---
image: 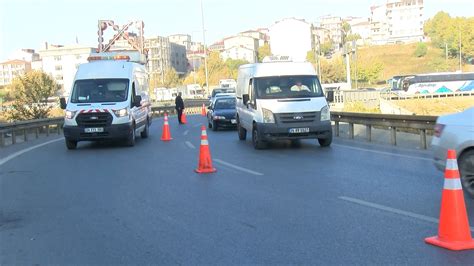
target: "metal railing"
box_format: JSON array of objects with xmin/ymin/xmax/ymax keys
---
[
  {"xmin": 0, "ymin": 100, "xmax": 207, "ymax": 147},
  {"xmin": 331, "ymin": 111, "xmax": 437, "ymax": 149},
  {"xmin": 381, "ymin": 90, "xmax": 474, "ymax": 100}
]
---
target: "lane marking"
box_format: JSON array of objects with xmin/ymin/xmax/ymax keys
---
[
  {"xmin": 0, "ymin": 138, "xmax": 63, "ymax": 166},
  {"xmin": 185, "ymin": 141, "xmax": 196, "ymax": 149},
  {"xmin": 338, "ymin": 196, "xmax": 474, "ymax": 232},
  {"xmin": 183, "ymin": 130, "xmax": 189, "ymax": 136},
  {"xmin": 214, "ymin": 159, "xmax": 264, "ymax": 176},
  {"xmin": 333, "ymin": 143, "xmax": 431, "ymax": 162}
]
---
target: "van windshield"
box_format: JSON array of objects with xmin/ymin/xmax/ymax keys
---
[
  {"xmin": 254, "ymin": 75, "xmax": 323, "ymax": 99},
  {"xmin": 70, "ymin": 79, "xmax": 129, "ymax": 103}
]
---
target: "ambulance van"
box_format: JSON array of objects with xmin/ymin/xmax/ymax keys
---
[
  {"xmin": 60, "ymin": 52, "xmax": 151, "ymax": 149},
  {"xmin": 235, "ymin": 56, "xmax": 332, "ymax": 149}
]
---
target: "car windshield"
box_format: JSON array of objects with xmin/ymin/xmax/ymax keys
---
[
  {"xmin": 254, "ymin": 75, "xmax": 323, "ymax": 99},
  {"xmin": 70, "ymin": 79, "xmax": 129, "ymax": 103},
  {"xmin": 214, "ymin": 98, "xmax": 236, "ymax": 109}
]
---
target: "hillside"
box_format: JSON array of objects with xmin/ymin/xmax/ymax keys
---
[{"xmin": 356, "ymin": 43, "xmax": 474, "ymax": 82}]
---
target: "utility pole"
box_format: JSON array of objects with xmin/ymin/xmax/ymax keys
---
[
  {"xmin": 353, "ymin": 40, "xmax": 358, "ymax": 89},
  {"xmin": 200, "ymin": 0, "xmax": 210, "ymax": 94},
  {"xmin": 445, "ymin": 43, "xmax": 448, "ymax": 61}
]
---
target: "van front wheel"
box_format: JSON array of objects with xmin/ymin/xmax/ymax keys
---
[
  {"xmin": 237, "ymin": 119, "xmax": 246, "ymax": 140},
  {"xmin": 126, "ymin": 125, "xmax": 136, "ymax": 147},
  {"xmin": 318, "ymin": 133, "xmax": 332, "ymax": 147},
  {"xmin": 252, "ymin": 126, "xmax": 265, "ymax": 149},
  {"xmin": 65, "ymin": 139, "xmax": 77, "ymax": 150}
]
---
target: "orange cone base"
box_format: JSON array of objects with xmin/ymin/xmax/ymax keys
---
[
  {"xmin": 195, "ymin": 168, "xmax": 216, "ymax": 174},
  {"xmin": 425, "ymin": 236, "xmax": 474, "ymax": 251},
  {"xmin": 161, "ymin": 137, "xmax": 173, "ymax": 141}
]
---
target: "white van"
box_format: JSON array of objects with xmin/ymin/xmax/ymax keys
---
[
  {"xmin": 60, "ymin": 52, "xmax": 152, "ymax": 149},
  {"xmin": 235, "ymin": 57, "xmax": 332, "ymax": 149}
]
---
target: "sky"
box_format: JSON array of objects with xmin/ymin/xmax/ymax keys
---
[{"xmin": 0, "ymin": 0, "xmax": 473, "ymax": 61}]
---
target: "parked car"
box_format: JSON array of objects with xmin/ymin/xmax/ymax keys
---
[
  {"xmin": 209, "ymin": 88, "xmax": 236, "ymax": 104},
  {"xmin": 207, "ymin": 96, "xmax": 237, "ymax": 131},
  {"xmin": 431, "ymin": 107, "xmax": 474, "ymax": 198}
]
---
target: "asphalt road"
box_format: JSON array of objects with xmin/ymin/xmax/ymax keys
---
[{"xmin": 1, "ymin": 115, "xmax": 474, "ymax": 264}]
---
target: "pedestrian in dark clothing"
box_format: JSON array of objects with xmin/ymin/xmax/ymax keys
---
[{"xmin": 175, "ymin": 92, "xmax": 185, "ymax": 124}]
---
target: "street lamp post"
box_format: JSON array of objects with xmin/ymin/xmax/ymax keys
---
[{"xmin": 200, "ymin": 0, "xmax": 210, "ymax": 95}]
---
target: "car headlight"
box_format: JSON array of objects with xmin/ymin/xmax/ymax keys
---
[
  {"xmin": 65, "ymin": 110, "xmax": 77, "ymax": 119},
  {"xmin": 113, "ymin": 108, "xmax": 129, "ymax": 117},
  {"xmin": 320, "ymin": 105, "xmax": 330, "ymax": 121},
  {"xmin": 262, "ymin": 108, "xmax": 275, "ymax": 123},
  {"xmin": 213, "ymin": 116, "xmax": 226, "ymax": 120}
]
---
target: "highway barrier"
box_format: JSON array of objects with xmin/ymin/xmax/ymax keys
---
[{"xmin": 331, "ymin": 111, "xmax": 437, "ymax": 149}]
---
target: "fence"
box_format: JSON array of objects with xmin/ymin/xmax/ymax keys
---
[
  {"xmin": 331, "ymin": 111, "xmax": 437, "ymax": 149},
  {"xmin": 0, "ymin": 100, "xmax": 208, "ymax": 147}
]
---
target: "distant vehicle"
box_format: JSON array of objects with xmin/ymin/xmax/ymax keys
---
[
  {"xmin": 400, "ymin": 72, "xmax": 474, "ymax": 94},
  {"xmin": 60, "ymin": 51, "xmax": 151, "ymax": 149},
  {"xmin": 209, "ymin": 88, "xmax": 236, "ymax": 103},
  {"xmin": 235, "ymin": 56, "xmax": 332, "ymax": 149},
  {"xmin": 431, "ymin": 107, "xmax": 474, "ymax": 198},
  {"xmin": 207, "ymin": 96, "xmax": 237, "ymax": 131},
  {"xmin": 219, "ymin": 79, "xmax": 237, "ymax": 88}
]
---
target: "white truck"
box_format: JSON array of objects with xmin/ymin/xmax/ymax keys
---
[
  {"xmin": 235, "ymin": 56, "xmax": 332, "ymax": 149},
  {"xmin": 60, "ymin": 51, "xmax": 152, "ymax": 149}
]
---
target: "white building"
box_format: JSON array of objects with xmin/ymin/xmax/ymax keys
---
[
  {"xmin": 319, "ymin": 16, "xmax": 343, "ymax": 49},
  {"xmin": 168, "ymin": 34, "xmax": 192, "ymax": 50},
  {"xmin": 269, "ymin": 18, "xmax": 314, "ymax": 62},
  {"xmin": 8, "ymin": 49, "xmax": 40, "ymax": 62},
  {"xmin": 224, "ymin": 35, "xmax": 258, "ymax": 52},
  {"xmin": 0, "ymin": 59, "xmax": 31, "ymax": 86},
  {"xmin": 221, "ymin": 46, "xmax": 256, "ymax": 63},
  {"xmin": 37, "ymin": 44, "xmax": 95, "ymax": 95},
  {"xmin": 370, "ymin": 0, "xmax": 424, "ymax": 44},
  {"xmin": 238, "ymin": 30, "xmax": 269, "ymax": 47}
]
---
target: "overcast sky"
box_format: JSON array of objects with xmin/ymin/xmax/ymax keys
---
[{"xmin": 1, "ymin": 0, "xmax": 472, "ymax": 61}]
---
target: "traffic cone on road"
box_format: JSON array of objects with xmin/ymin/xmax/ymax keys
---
[
  {"xmin": 425, "ymin": 149, "xmax": 474, "ymax": 251},
  {"xmin": 181, "ymin": 111, "xmax": 188, "ymax": 124},
  {"xmin": 201, "ymin": 103, "xmax": 206, "ymax": 116},
  {"xmin": 195, "ymin": 125, "xmax": 216, "ymax": 173},
  {"xmin": 160, "ymin": 113, "xmax": 173, "ymax": 141}
]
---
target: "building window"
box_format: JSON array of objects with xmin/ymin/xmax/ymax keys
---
[
  {"xmin": 55, "ymin": 65, "xmax": 62, "ymax": 71},
  {"xmin": 54, "ymin": 55, "xmax": 61, "ymax": 61},
  {"xmin": 55, "ymin": 75, "xmax": 63, "ymax": 81}
]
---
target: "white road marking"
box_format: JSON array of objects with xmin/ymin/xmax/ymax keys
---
[
  {"xmin": 333, "ymin": 143, "xmax": 431, "ymax": 162},
  {"xmin": 214, "ymin": 159, "xmax": 264, "ymax": 176},
  {"xmin": 338, "ymin": 196, "xmax": 474, "ymax": 232},
  {"xmin": 0, "ymin": 138, "xmax": 63, "ymax": 166},
  {"xmin": 183, "ymin": 130, "xmax": 189, "ymax": 136},
  {"xmin": 185, "ymin": 141, "xmax": 196, "ymax": 149}
]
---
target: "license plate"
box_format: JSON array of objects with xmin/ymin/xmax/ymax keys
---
[
  {"xmin": 84, "ymin": 127, "xmax": 104, "ymax": 133},
  {"xmin": 289, "ymin": 127, "xmax": 309, "ymax": 133},
  {"xmin": 231, "ymin": 119, "xmax": 237, "ymax": 124}
]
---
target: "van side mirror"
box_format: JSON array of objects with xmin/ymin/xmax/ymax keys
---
[
  {"xmin": 242, "ymin": 94, "xmax": 249, "ymax": 105},
  {"xmin": 134, "ymin": 95, "xmax": 142, "ymax": 107},
  {"xmin": 60, "ymin": 97, "xmax": 67, "ymax": 110}
]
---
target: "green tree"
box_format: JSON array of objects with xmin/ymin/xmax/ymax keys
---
[
  {"xmin": 320, "ymin": 58, "xmax": 345, "ymax": 83},
  {"xmin": 346, "ymin": 33, "xmax": 361, "ymax": 42},
  {"xmin": 257, "ymin": 43, "xmax": 271, "ymax": 62},
  {"xmin": 162, "ymin": 67, "xmax": 180, "ymax": 88},
  {"xmin": 341, "ymin": 21, "xmax": 352, "ymax": 45},
  {"xmin": 8, "ymin": 71, "xmax": 59, "ymax": 121},
  {"xmin": 414, "ymin": 42, "xmax": 428, "ymax": 57},
  {"xmin": 320, "ymin": 40, "xmax": 334, "ymax": 55},
  {"xmin": 357, "ymin": 61, "xmax": 384, "ymax": 85},
  {"xmin": 225, "ymin": 58, "xmax": 249, "ymax": 79}
]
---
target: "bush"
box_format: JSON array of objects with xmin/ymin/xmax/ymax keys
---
[{"xmin": 414, "ymin": 43, "xmax": 428, "ymax": 57}]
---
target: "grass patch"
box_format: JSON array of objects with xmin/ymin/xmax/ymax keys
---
[
  {"xmin": 343, "ymin": 101, "xmax": 381, "ymax": 113},
  {"xmin": 393, "ymin": 96, "xmax": 474, "ymax": 115}
]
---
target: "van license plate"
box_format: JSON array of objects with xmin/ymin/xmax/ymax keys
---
[
  {"xmin": 85, "ymin": 127, "xmax": 104, "ymax": 133},
  {"xmin": 289, "ymin": 128, "xmax": 309, "ymax": 133}
]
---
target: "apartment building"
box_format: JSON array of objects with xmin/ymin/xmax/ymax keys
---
[
  {"xmin": 319, "ymin": 16, "xmax": 343, "ymax": 49},
  {"xmin": 145, "ymin": 36, "xmax": 187, "ymax": 85},
  {"xmin": 0, "ymin": 60, "xmax": 31, "ymax": 86}
]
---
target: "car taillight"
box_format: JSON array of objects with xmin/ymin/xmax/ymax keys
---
[{"xmin": 434, "ymin": 123, "xmax": 445, "ymax": 137}]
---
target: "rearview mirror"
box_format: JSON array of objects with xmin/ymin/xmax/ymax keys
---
[
  {"xmin": 60, "ymin": 97, "xmax": 67, "ymax": 110},
  {"xmin": 133, "ymin": 95, "xmax": 142, "ymax": 107},
  {"xmin": 242, "ymin": 94, "xmax": 249, "ymax": 105}
]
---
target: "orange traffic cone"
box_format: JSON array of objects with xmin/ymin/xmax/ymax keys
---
[
  {"xmin": 425, "ymin": 149, "xmax": 474, "ymax": 251},
  {"xmin": 201, "ymin": 103, "xmax": 206, "ymax": 116},
  {"xmin": 181, "ymin": 111, "xmax": 187, "ymax": 124},
  {"xmin": 195, "ymin": 125, "xmax": 216, "ymax": 173},
  {"xmin": 160, "ymin": 113, "xmax": 173, "ymax": 141}
]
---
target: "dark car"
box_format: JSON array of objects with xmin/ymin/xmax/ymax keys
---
[{"xmin": 207, "ymin": 96, "xmax": 237, "ymax": 131}]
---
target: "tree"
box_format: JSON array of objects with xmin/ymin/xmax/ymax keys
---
[
  {"xmin": 341, "ymin": 21, "xmax": 352, "ymax": 45},
  {"xmin": 257, "ymin": 43, "xmax": 271, "ymax": 62},
  {"xmin": 8, "ymin": 71, "xmax": 59, "ymax": 121},
  {"xmin": 357, "ymin": 60, "xmax": 384, "ymax": 85},
  {"xmin": 162, "ymin": 67, "xmax": 180, "ymax": 88},
  {"xmin": 346, "ymin": 33, "xmax": 361, "ymax": 42},
  {"xmin": 320, "ymin": 58, "xmax": 346, "ymax": 83},
  {"xmin": 320, "ymin": 40, "xmax": 334, "ymax": 55},
  {"xmin": 414, "ymin": 42, "xmax": 428, "ymax": 57},
  {"xmin": 225, "ymin": 58, "xmax": 249, "ymax": 79}
]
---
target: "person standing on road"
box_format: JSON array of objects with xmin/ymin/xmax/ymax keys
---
[{"xmin": 175, "ymin": 92, "xmax": 185, "ymax": 124}]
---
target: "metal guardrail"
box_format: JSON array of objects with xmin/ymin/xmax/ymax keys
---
[
  {"xmin": 0, "ymin": 101, "xmax": 207, "ymax": 147},
  {"xmin": 331, "ymin": 111, "xmax": 437, "ymax": 149}
]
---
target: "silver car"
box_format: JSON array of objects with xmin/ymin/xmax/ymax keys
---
[{"xmin": 431, "ymin": 107, "xmax": 474, "ymax": 198}]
